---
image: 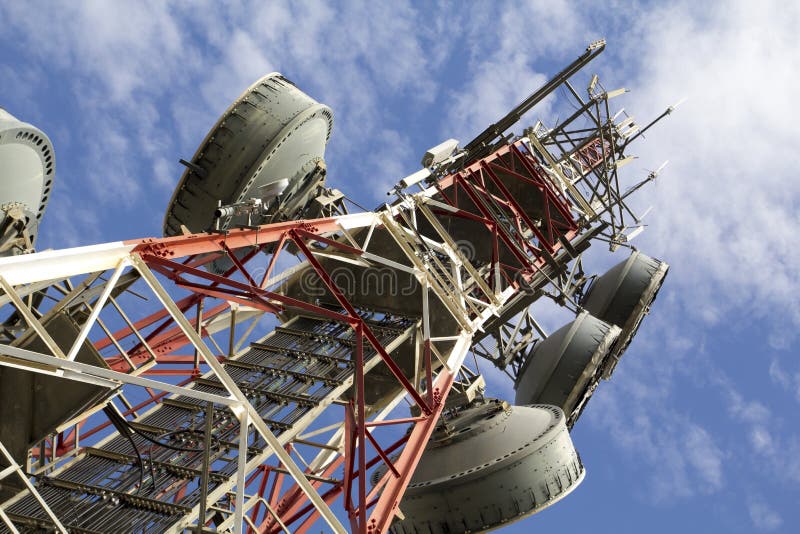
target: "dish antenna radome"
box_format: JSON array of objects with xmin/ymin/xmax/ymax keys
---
[
  {"xmin": 163, "ymin": 73, "xmax": 333, "ymax": 237},
  {"xmin": 0, "ymin": 108, "xmax": 55, "ymax": 256},
  {"xmin": 375, "ymin": 399, "xmax": 585, "ymax": 533}
]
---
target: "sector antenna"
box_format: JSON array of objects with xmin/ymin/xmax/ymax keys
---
[{"xmin": 0, "ymin": 40, "xmax": 676, "ymax": 534}]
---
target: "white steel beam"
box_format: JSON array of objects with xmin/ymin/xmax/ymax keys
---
[
  {"xmin": 0, "ymin": 344, "xmax": 235, "ymax": 406},
  {"xmin": 0, "ymin": 274, "xmax": 67, "ymax": 360},
  {"xmin": 234, "ymin": 410, "xmax": 249, "ymax": 533},
  {"xmin": 65, "ymin": 258, "xmax": 128, "ymax": 361},
  {"xmin": 0, "ymin": 241, "xmax": 135, "ymax": 285}
]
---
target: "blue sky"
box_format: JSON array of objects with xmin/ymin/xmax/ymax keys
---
[{"xmin": 1, "ymin": 1, "xmax": 798, "ymax": 532}]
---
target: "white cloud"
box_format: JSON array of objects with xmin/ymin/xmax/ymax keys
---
[
  {"xmin": 616, "ymin": 1, "xmax": 800, "ymax": 342},
  {"xmin": 715, "ymin": 370, "xmax": 800, "ymax": 484},
  {"xmin": 197, "ymin": 29, "xmax": 275, "ymax": 113},
  {"xmin": 589, "ymin": 387, "xmax": 725, "ymax": 502},
  {"xmin": 684, "ymin": 424, "xmax": 725, "ymax": 490},
  {"xmin": 769, "ymin": 359, "xmax": 800, "ymax": 403},
  {"xmin": 152, "ymin": 157, "xmax": 174, "ymax": 189},
  {"xmin": 1, "ymin": 1, "xmax": 188, "ymax": 102},
  {"xmin": 748, "ymin": 498, "xmax": 784, "ymax": 531},
  {"xmin": 445, "ymin": 58, "xmax": 549, "ymax": 142},
  {"xmin": 40, "ymin": 184, "xmax": 103, "ymax": 249},
  {"xmin": 441, "ymin": 0, "xmax": 592, "ymax": 142},
  {"xmin": 362, "ymin": 129, "xmax": 417, "ymax": 199}
]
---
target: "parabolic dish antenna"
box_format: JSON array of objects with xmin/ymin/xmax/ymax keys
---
[
  {"xmin": 581, "ymin": 251, "xmax": 669, "ymax": 378},
  {"xmin": 163, "ymin": 73, "xmax": 333, "ymax": 237},
  {"xmin": 514, "ymin": 311, "xmax": 620, "ymax": 426},
  {"xmin": 0, "ymin": 107, "xmax": 55, "ymax": 255},
  {"xmin": 375, "ymin": 399, "xmax": 585, "ymax": 533}
]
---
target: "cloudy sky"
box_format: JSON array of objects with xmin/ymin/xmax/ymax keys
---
[{"xmin": 1, "ymin": 1, "xmax": 798, "ymax": 532}]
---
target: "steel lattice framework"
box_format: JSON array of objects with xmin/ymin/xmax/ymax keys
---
[{"xmin": 0, "ymin": 40, "xmax": 674, "ymax": 533}]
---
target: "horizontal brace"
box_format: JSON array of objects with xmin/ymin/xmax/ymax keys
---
[
  {"xmin": 266, "ymin": 466, "xmax": 340, "ymax": 486},
  {"xmin": 274, "ymin": 326, "xmax": 356, "ymax": 347},
  {"xmin": 128, "ymin": 420, "xmax": 264, "ymax": 456},
  {"xmin": 39, "ymin": 476, "xmax": 191, "ymax": 515},
  {"xmin": 333, "ymin": 318, "xmax": 409, "ymax": 337},
  {"xmin": 293, "ymin": 228, "xmax": 365, "ymax": 257},
  {"xmin": 131, "ymin": 214, "xmax": 373, "ymax": 259},
  {"xmin": 250, "ymin": 342, "xmax": 354, "ymax": 367},
  {"xmin": 364, "ymin": 416, "xmax": 427, "ymax": 428},
  {"xmin": 161, "ymin": 398, "xmax": 206, "ymax": 412},
  {"xmin": 0, "ymin": 344, "xmax": 237, "ymax": 407},
  {"xmin": 292, "ymin": 438, "xmax": 340, "ymax": 452},
  {"xmin": 0, "ymin": 241, "xmax": 135, "ymax": 286},
  {"xmin": 360, "ymin": 251, "xmax": 417, "ymax": 275},
  {"xmin": 221, "ymin": 360, "xmax": 344, "ymax": 387},
  {"xmin": 239, "ymin": 385, "xmax": 320, "ymax": 410},
  {"xmin": 82, "ymin": 447, "xmax": 228, "ymax": 484},
  {"xmin": 3, "ymin": 514, "xmax": 101, "ymax": 534}
]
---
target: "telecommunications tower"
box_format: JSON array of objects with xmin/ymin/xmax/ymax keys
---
[{"xmin": 0, "ymin": 40, "xmax": 673, "ymax": 533}]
